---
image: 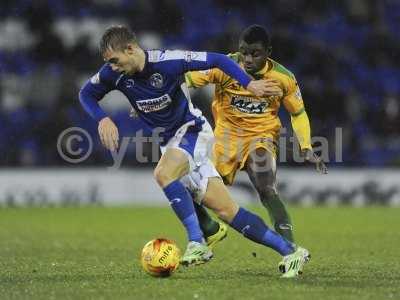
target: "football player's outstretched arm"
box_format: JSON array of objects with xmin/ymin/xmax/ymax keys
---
[{"xmin": 185, "ymin": 58, "xmax": 283, "ymax": 98}]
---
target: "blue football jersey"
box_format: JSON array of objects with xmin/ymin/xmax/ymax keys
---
[{"xmin": 79, "ymin": 50, "xmax": 251, "ymax": 143}]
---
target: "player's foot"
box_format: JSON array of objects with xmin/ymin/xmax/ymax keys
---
[
  {"xmin": 180, "ymin": 241, "xmax": 213, "ymax": 267},
  {"xmin": 206, "ymin": 222, "xmax": 228, "ymax": 249},
  {"xmin": 278, "ymin": 247, "xmax": 310, "ymax": 278}
]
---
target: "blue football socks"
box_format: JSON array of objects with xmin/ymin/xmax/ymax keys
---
[
  {"xmin": 163, "ymin": 180, "xmax": 204, "ymax": 243},
  {"xmin": 230, "ymin": 207, "xmax": 294, "ymax": 256}
]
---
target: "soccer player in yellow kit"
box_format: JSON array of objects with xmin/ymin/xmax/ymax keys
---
[{"xmin": 185, "ymin": 25, "xmax": 327, "ymax": 243}]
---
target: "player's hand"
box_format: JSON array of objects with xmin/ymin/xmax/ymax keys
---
[
  {"xmin": 302, "ymin": 149, "xmax": 328, "ymax": 174},
  {"xmin": 262, "ymin": 79, "xmax": 284, "ymax": 97},
  {"xmin": 98, "ymin": 117, "xmax": 119, "ymax": 151},
  {"xmin": 247, "ymin": 79, "xmax": 283, "ymax": 97}
]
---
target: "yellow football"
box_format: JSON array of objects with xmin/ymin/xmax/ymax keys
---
[{"xmin": 141, "ymin": 238, "xmax": 181, "ymax": 277}]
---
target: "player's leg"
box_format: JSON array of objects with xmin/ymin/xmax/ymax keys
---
[
  {"xmin": 154, "ymin": 148, "xmax": 205, "ymax": 244},
  {"xmin": 155, "ymin": 120, "xmax": 220, "ymax": 265},
  {"xmin": 202, "ymin": 177, "xmax": 294, "ymax": 255},
  {"xmin": 154, "ymin": 148, "xmax": 212, "ymax": 265},
  {"xmin": 193, "ymin": 202, "xmax": 221, "ymax": 238},
  {"xmin": 181, "ymin": 163, "xmax": 228, "ymax": 249},
  {"xmin": 202, "ymin": 177, "xmax": 309, "ymax": 277},
  {"xmin": 182, "ymin": 173, "xmax": 220, "ymax": 239},
  {"xmin": 245, "ymin": 147, "xmax": 294, "ymax": 242}
]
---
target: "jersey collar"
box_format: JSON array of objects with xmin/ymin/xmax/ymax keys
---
[{"xmin": 254, "ymin": 58, "xmax": 272, "ymax": 76}]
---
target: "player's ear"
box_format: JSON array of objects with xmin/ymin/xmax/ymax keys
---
[
  {"xmin": 125, "ymin": 43, "xmax": 135, "ymax": 55},
  {"xmin": 266, "ymin": 46, "xmax": 272, "ymax": 56}
]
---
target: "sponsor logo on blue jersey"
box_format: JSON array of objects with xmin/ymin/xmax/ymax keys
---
[{"xmin": 136, "ymin": 94, "xmax": 172, "ymax": 113}]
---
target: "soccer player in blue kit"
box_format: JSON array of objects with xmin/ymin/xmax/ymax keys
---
[{"xmin": 79, "ymin": 25, "xmax": 309, "ymax": 277}]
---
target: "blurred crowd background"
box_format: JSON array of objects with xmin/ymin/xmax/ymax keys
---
[{"xmin": 0, "ymin": 0, "xmax": 399, "ymax": 167}]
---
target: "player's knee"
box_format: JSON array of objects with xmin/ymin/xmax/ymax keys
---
[
  {"xmin": 257, "ymin": 185, "xmax": 278, "ymax": 201},
  {"xmin": 215, "ymin": 203, "xmax": 239, "ymax": 223},
  {"xmin": 153, "ymin": 166, "xmax": 173, "ymax": 187}
]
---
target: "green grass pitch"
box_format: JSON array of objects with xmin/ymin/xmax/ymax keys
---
[{"xmin": 0, "ymin": 206, "xmax": 399, "ymax": 300}]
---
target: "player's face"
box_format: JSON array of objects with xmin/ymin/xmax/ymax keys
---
[
  {"xmin": 103, "ymin": 45, "xmax": 139, "ymax": 75},
  {"xmin": 238, "ymin": 41, "xmax": 269, "ymax": 74}
]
